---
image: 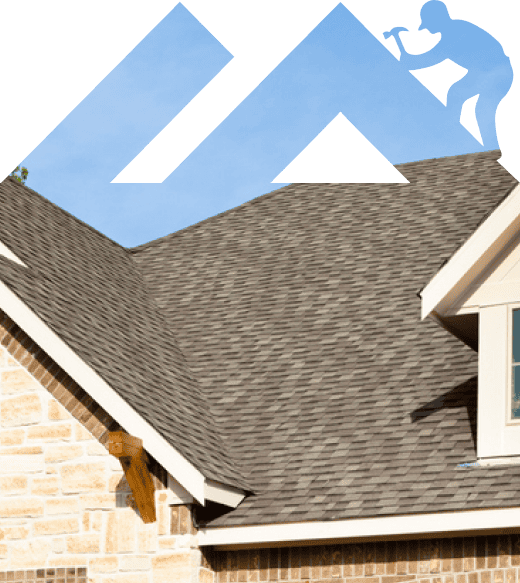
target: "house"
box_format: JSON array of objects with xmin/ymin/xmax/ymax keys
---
[{"xmin": 0, "ymin": 148, "xmax": 520, "ymax": 583}]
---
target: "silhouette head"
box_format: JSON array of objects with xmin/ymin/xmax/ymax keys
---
[{"xmin": 419, "ymin": 1, "xmax": 451, "ymax": 33}]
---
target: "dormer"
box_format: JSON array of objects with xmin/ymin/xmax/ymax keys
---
[{"xmin": 421, "ymin": 182, "xmax": 520, "ymax": 461}]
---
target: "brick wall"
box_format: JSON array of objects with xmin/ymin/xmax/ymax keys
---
[
  {"xmin": 206, "ymin": 535, "xmax": 520, "ymax": 582},
  {"xmin": 0, "ymin": 310, "xmax": 206, "ymax": 583}
]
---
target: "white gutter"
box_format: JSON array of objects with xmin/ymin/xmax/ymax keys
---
[{"xmin": 198, "ymin": 506, "xmax": 520, "ymax": 547}]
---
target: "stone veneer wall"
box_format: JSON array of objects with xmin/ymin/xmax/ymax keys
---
[
  {"xmin": 205, "ymin": 535, "xmax": 520, "ymax": 582},
  {"xmin": 0, "ymin": 310, "xmax": 207, "ymax": 583}
]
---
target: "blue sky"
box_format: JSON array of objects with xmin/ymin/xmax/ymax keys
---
[{"xmin": 20, "ymin": 2, "xmax": 501, "ymax": 247}]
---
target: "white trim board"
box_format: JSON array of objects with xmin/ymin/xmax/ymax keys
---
[
  {"xmin": 205, "ymin": 479, "xmax": 246, "ymax": 508},
  {"xmin": 198, "ymin": 506, "xmax": 520, "ymax": 548},
  {"xmin": 421, "ymin": 183, "xmax": 520, "ymax": 319},
  {"xmin": 0, "ymin": 278, "xmax": 209, "ymax": 503}
]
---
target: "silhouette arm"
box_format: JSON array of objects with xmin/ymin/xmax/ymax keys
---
[{"xmin": 401, "ymin": 42, "xmax": 447, "ymax": 70}]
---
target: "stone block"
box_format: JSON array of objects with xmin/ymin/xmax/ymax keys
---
[
  {"xmin": 1, "ymin": 368, "xmax": 38, "ymax": 394},
  {"xmin": 120, "ymin": 554, "xmax": 152, "ymax": 571},
  {"xmin": 109, "ymin": 473, "xmax": 130, "ymax": 492},
  {"xmin": 0, "ymin": 475, "xmax": 28, "ymax": 495},
  {"xmin": 10, "ymin": 539, "xmax": 52, "ymax": 569},
  {"xmin": 0, "ymin": 445, "xmax": 43, "ymax": 473},
  {"xmin": 61, "ymin": 462, "xmax": 106, "ymax": 493},
  {"xmin": 89, "ymin": 555, "xmax": 119, "ymax": 573},
  {"xmin": 45, "ymin": 444, "xmax": 83, "ymax": 462},
  {"xmin": 104, "ymin": 575, "xmax": 150, "ymax": 583},
  {"xmin": 47, "ymin": 554, "xmax": 89, "ymax": 567},
  {"xmin": 33, "ymin": 516, "xmax": 79, "ymax": 536},
  {"xmin": 45, "ymin": 496, "xmax": 80, "ymax": 515},
  {"xmin": 52, "ymin": 536, "xmax": 66, "ymax": 553},
  {"xmin": 87, "ymin": 441, "xmax": 109, "ymax": 456},
  {"xmin": 152, "ymin": 552, "xmax": 195, "ymax": 583},
  {"xmin": 91, "ymin": 511, "xmax": 103, "ymax": 532},
  {"xmin": 138, "ymin": 523, "xmax": 158, "ymax": 553},
  {"xmin": 105, "ymin": 508, "xmax": 137, "ymax": 553},
  {"xmin": 200, "ymin": 568, "xmax": 215, "ymax": 583},
  {"xmin": 48, "ymin": 398, "xmax": 72, "ymax": 420},
  {"xmin": 1, "ymin": 393, "xmax": 41, "ymax": 426},
  {"xmin": 158, "ymin": 536, "xmax": 178, "ymax": 550},
  {"xmin": 0, "ymin": 497, "xmax": 43, "ymax": 518},
  {"xmin": 0, "ymin": 428, "xmax": 25, "ymax": 446},
  {"xmin": 0, "ymin": 525, "xmax": 29, "ymax": 540},
  {"xmin": 80, "ymin": 492, "xmax": 116, "ymax": 510},
  {"xmin": 27, "ymin": 422, "xmax": 71, "ymax": 442},
  {"xmin": 158, "ymin": 503, "xmax": 170, "ymax": 536},
  {"xmin": 31, "ymin": 475, "xmax": 60, "ymax": 495},
  {"xmin": 66, "ymin": 533, "xmax": 101, "ymax": 553},
  {"xmin": 75, "ymin": 423, "xmax": 93, "ymax": 441}
]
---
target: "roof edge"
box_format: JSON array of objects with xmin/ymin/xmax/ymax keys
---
[
  {"xmin": 0, "ymin": 275, "xmax": 207, "ymax": 504},
  {"xmin": 421, "ymin": 181, "xmax": 520, "ymax": 319},
  {"xmin": 199, "ymin": 506, "xmax": 520, "ymax": 548}
]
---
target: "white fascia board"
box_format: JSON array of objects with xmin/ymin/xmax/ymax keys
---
[
  {"xmin": 421, "ymin": 183, "xmax": 520, "ymax": 320},
  {"xmin": 0, "ymin": 278, "xmax": 206, "ymax": 504},
  {"xmin": 198, "ymin": 507, "xmax": 520, "ymax": 548},
  {"xmin": 204, "ymin": 479, "xmax": 246, "ymax": 508},
  {"xmin": 0, "ymin": 240, "xmax": 27, "ymax": 267}
]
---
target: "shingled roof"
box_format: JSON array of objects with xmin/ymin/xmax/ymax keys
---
[
  {"xmin": 0, "ymin": 177, "xmax": 251, "ymax": 492},
  {"xmin": 2, "ymin": 150, "xmax": 519, "ymax": 528},
  {"xmin": 130, "ymin": 149, "xmax": 520, "ymax": 527}
]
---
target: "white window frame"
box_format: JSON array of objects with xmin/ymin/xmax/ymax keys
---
[
  {"xmin": 507, "ymin": 303, "xmax": 520, "ymax": 424},
  {"xmin": 478, "ymin": 303, "xmax": 520, "ymax": 459}
]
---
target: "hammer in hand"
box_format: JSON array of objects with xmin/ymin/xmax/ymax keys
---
[{"xmin": 383, "ymin": 26, "xmax": 408, "ymax": 58}]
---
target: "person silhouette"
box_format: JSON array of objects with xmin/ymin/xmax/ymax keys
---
[{"xmin": 399, "ymin": 0, "xmax": 513, "ymax": 148}]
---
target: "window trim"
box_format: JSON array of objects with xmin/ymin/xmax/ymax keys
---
[{"xmin": 507, "ymin": 303, "xmax": 520, "ymax": 425}]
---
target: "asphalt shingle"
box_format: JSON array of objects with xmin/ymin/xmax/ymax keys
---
[{"xmin": 131, "ymin": 149, "xmax": 520, "ymax": 527}]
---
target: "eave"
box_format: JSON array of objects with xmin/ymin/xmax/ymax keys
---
[{"xmin": 421, "ymin": 182, "xmax": 520, "ymax": 319}]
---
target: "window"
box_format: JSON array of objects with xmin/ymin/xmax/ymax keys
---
[{"xmin": 512, "ymin": 308, "xmax": 520, "ymax": 419}]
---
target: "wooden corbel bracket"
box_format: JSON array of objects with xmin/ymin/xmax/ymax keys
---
[{"xmin": 108, "ymin": 431, "xmax": 156, "ymax": 523}]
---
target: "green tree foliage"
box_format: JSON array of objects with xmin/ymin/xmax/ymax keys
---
[{"xmin": 10, "ymin": 166, "xmax": 29, "ymax": 185}]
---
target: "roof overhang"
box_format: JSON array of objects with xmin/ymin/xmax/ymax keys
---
[
  {"xmin": 421, "ymin": 183, "xmax": 520, "ymax": 319},
  {"xmin": 0, "ymin": 274, "xmax": 245, "ymax": 507},
  {"xmin": 198, "ymin": 506, "xmax": 520, "ymax": 548}
]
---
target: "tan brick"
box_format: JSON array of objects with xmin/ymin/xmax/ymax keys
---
[
  {"xmin": 89, "ymin": 556, "xmax": 119, "ymax": 573},
  {"xmin": 31, "ymin": 475, "xmax": 60, "ymax": 495},
  {"xmin": 102, "ymin": 575, "xmax": 148, "ymax": 583},
  {"xmin": 66, "ymin": 533, "xmax": 100, "ymax": 553},
  {"xmin": 152, "ymin": 552, "xmax": 194, "ymax": 583},
  {"xmin": 45, "ymin": 444, "xmax": 83, "ymax": 463},
  {"xmin": 105, "ymin": 509, "xmax": 137, "ymax": 553},
  {"xmin": 45, "ymin": 497, "xmax": 79, "ymax": 515},
  {"xmin": 506, "ymin": 569, "xmax": 517, "ymax": 583},
  {"xmin": 52, "ymin": 536, "xmax": 65, "ymax": 553},
  {"xmin": 27, "ymin": 422, "xmax": 71, "ymax": 442},
  {"xmin": 0, "ymin": 525, "xmax": 30, "ymax": 540},
  {"xmin": 158, "ymin": 536, "xmax": 178, "ymax": 550},
  {"xmin": 48, "ymin": 398, "xmax": 71, "ymax": 420},
  {"xmin": 83, "ymin": 511, "xmax": 89, "ymax": 531},
  {"xmin": 33, "ymin": 516, "xmax": 79, "ymax": 536},
  {"xmin": 87, "ymin": 441, "xmax": 108, "ymax": 456},
  {"xmin": 61, "ymin": 462, "xmax": 106, "ymax": 493},
  {"xmin": 200, "ymin": 569, "xmax": 215, "ymax": 583},
  {"xmin": 0, "ymin": 474, "xmax": 27, "ymax": 495},
  {"xmin": 157, "ymin": 491, "xmax": 169, "ymax": 503},
  {"xmin": 91, "ymin": 510, "xmax": 103, "ymax": 532},
  {"xmin": 75, "ymin": 423, "xmax": 93, "ymax": 441},
  {"xmin": 344, "ymin": 578, "xmax": 380, "ymax": 583},
  {"xmin": 0, "ymin": 428, "xmax": 24, "ymax": 446},
  {"xmin": 109, "ymin": 472, "xmax": 130, "ymax": 492},
  {"xmin": 1, "ymin": 368, "xmax": 37, "ymax": 394},
  {"xmin": 495, "ymin": 571, "xmax": 505, "ymax": 583},
  {"xmin": 482, "ymin": 571, "xmax": 492, "ymax": 583},
  {"xmin": 0, "ymin": 497, "xmax": 43, "ymax": 518},
  {"xmin": 158, "ymin": 501, "xmax": 170, "ymax": 535},
  {"xmin": 120, "ymin": 555, "xmax": 152, "ymax": 571},
  {"xmin": 46, "ymin": 465, "xmax": 58, "ymax": 474},
  {"xmin": 10, "ymin": 539, "xmax": 52, "ymax": 569},
  {"xmin": 80, "ymin": 492, "xmax": 116, "ymax": 510},
  {"xmin": 381, "ymin": 577, "xmax": 417, "ymax": 583},
  {"xmin": 1, "ymin": 393, "xmax": 41, "ymax": 426},
  {"xmin": 47, "ymin": 554, "xmax": 88, "ymax": 567},
  {"xmin": 138, "ymin": 523, "xmax": 157, "ymax": 553}
]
